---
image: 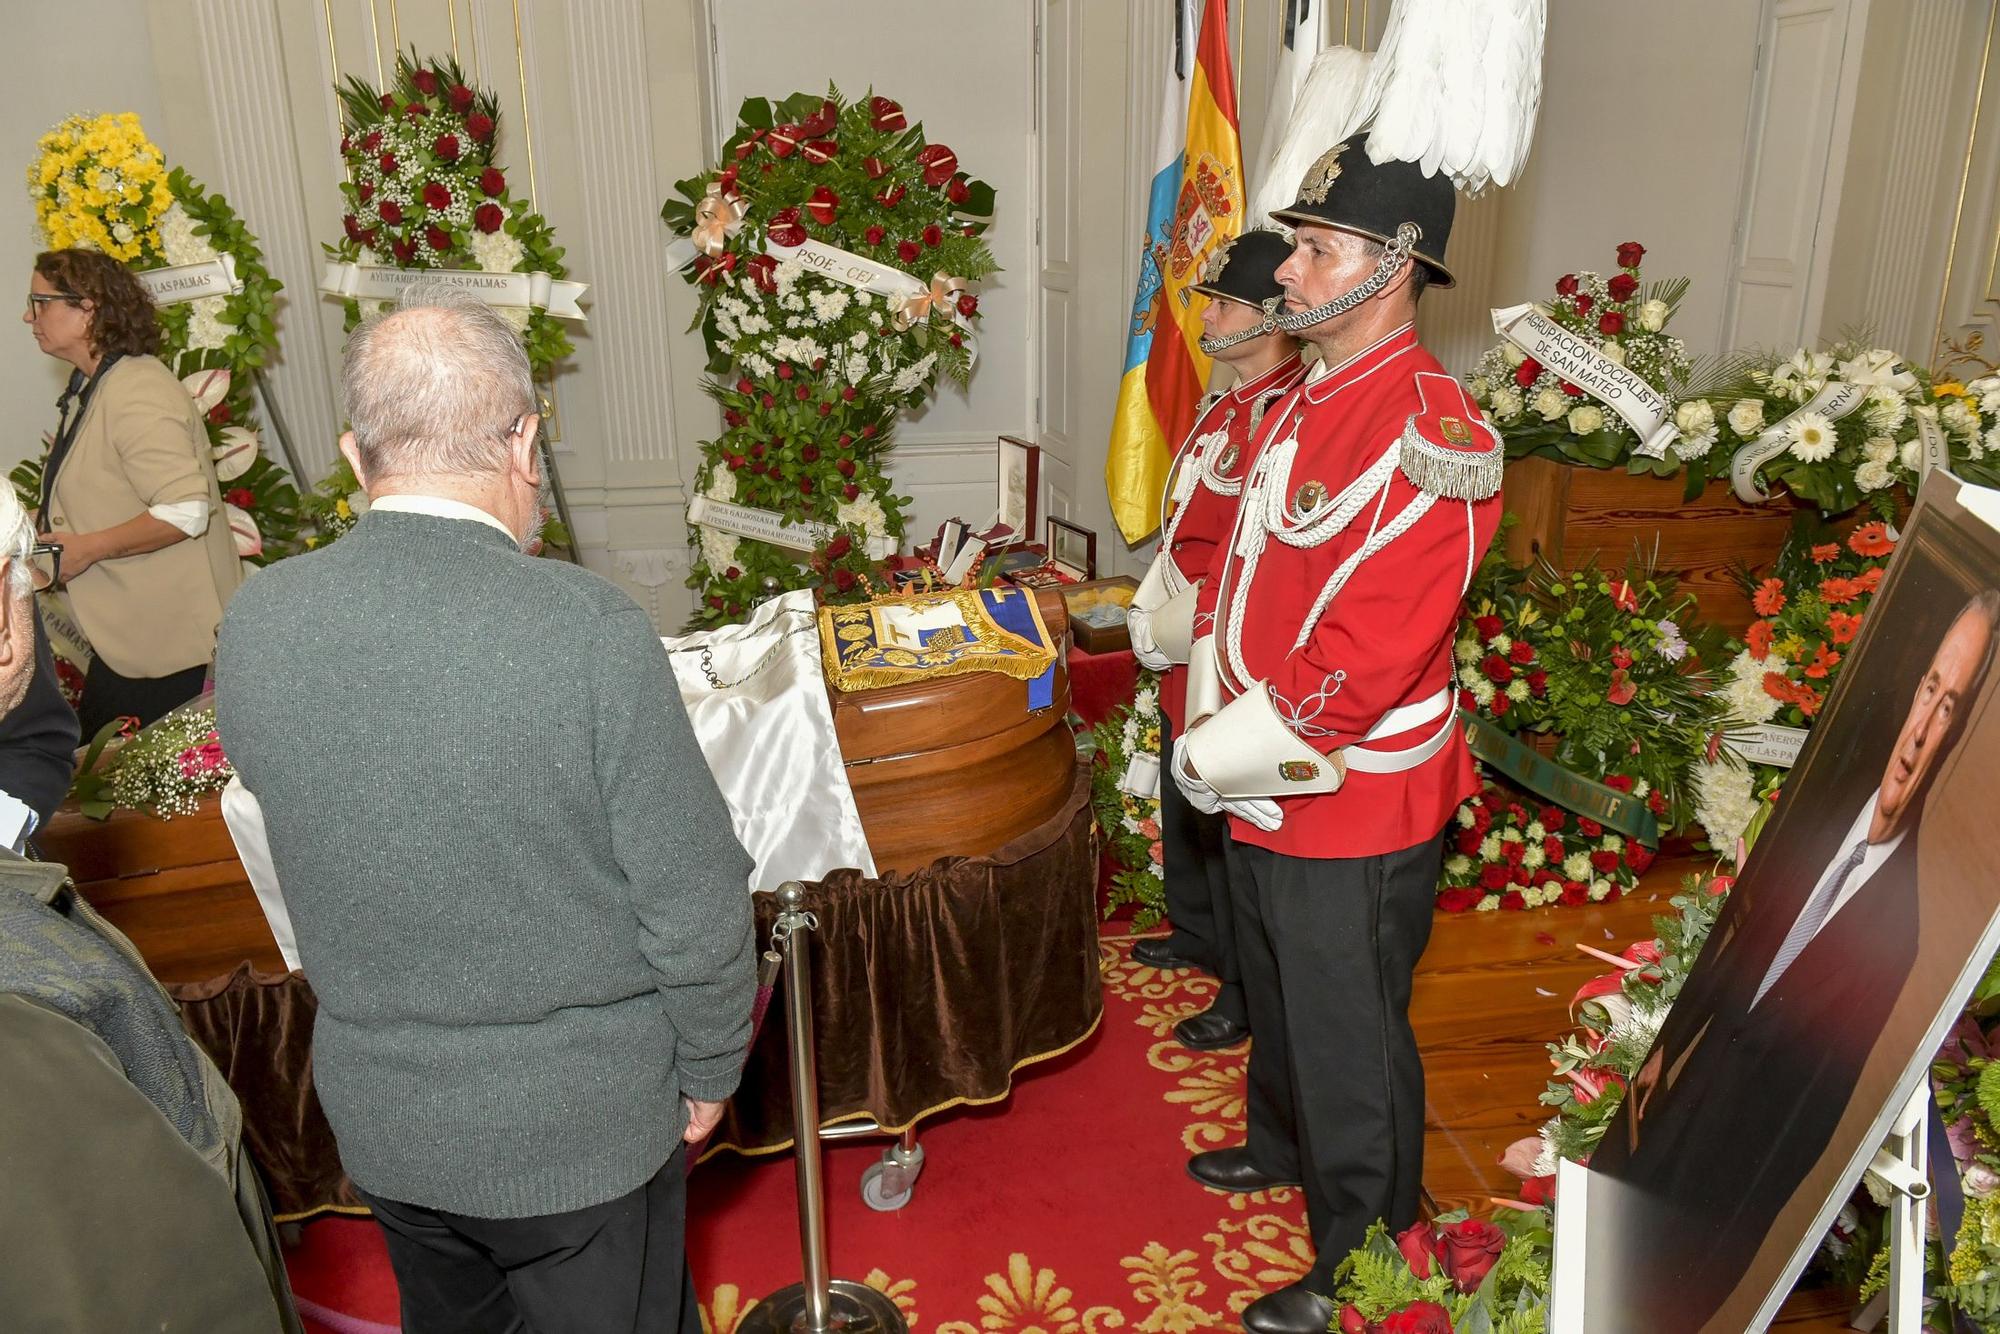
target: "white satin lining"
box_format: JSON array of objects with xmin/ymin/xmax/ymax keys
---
[{"xmin": 662, "ymin": 590, "xmax": 877, "ymax": 889}]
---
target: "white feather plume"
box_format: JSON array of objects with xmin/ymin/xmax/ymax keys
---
[
  {"xmin": 1358, "ymin": 0, "xmax": 1546, "ymax": 195},
  {"xmin": 1249, "ymin": 45, "xmax": 1374, "ymax": 226}
]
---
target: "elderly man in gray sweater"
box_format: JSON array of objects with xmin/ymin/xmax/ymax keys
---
[{"xmin": 216, "ymin": 295, "xmax": 754, "ymax": 1334}]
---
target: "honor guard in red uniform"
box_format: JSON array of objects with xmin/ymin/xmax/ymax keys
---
[
  {"xmin": 1126, "ymin": 231, "xmax": 1305, "ymax": 1050},
  {"xmin": 1172, "ymin": 137, "xmax": 1503, "ymax": 1334}
]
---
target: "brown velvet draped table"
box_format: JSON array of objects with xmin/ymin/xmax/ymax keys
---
[{"xmin": 50, "ymin": 759, "xmax": 1103, "ymax": 1216}]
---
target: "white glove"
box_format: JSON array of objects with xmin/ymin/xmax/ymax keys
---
[
  {"xmin": 1170, "ymin": 733, "xmax": 1223, "ymax": 814},
  {"xmin": 1220, "ymin": 796, "xmax": 1284, "ymax": 832},
  {"xmin": 1127, "ymin": 602, "xmax": 1170, "ymax": 671}
]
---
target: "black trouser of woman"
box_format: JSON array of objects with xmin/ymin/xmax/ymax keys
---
[{"xmin": 76, "ymin": 656, "xmax": 208, "ymax": 738}]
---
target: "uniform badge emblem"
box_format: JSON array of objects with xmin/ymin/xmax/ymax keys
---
[
  {"xmin": 1297, "ymin": 144, "xmax": 1348, "ymax": 205},
  {"xmin": 1440, "ymin": 416, "xmax": 1472, "ymax": 444},
  {"xmin": 1200, "ymin": 236, "xmax": 1236, "ymax": 286},
  {"xmin": 1279, "ymin": 760, "xmax": 1319, "ymax": 782},
  {"xmin": 1216, "ymin": 443, "xmax": 1240, "ymax": 476},
  {"xmin": 1292, "ymin": 480, "xmax": 1327, "ymax": 513}
]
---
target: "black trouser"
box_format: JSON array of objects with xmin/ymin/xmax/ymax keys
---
[
  {"xmin": 76, "ymin": 657, "xmax": 207, "ymax": 738},
  {"xmin": 1227, "ymin": 832, "xmax": 1444, "ymax": 1291},
  {"xmin": 1158, "ymin": 713, "xmax": 1244, "ymax": 1024},
  {"xmin": 355, "ymin": 1147, "xmax": 700, "ymax": 1334}
]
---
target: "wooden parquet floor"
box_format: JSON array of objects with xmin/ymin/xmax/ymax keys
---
[{"xmin": 1413, "ymin": 854, "xmax": 1854, "ymax": 1330}]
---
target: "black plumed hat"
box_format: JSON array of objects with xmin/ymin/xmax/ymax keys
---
[
  {"xmin": 1268, "ymin": 134, "xmax": 1457, "ymax": 288},
  {"xmin": 1188, "ymin": 229, "xmax": 1294, "ymax": 310}
]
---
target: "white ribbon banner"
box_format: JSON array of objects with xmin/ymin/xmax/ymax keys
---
[
  {"xmin": 1731, "ymin": 723, "xmax": 1808, "ymax": 769},
  {"xmin": 1729, "ymin": 382, "xmax": 1869, "ymax": 504},
  {"xmin": 766, "ymin": 238, "xmax": 978, "ymax": 364},
  {"xmin": 1915, "ymin": 410, "xmax": 1951, "ymax": 479},
  {"xmin": 687, "ymin": 495, "xmax": 896, "ymax": 560},
  {"xmin": 135, "ymin": 256, "xmax": 241, "ymax": 306},
  {"xmin": 1492, "ymin": 304, "xmax": 1680, "ymax": 458},
  {"xmin": 319, "ymin": 262, "xmax": 588, "ymax": 320}
]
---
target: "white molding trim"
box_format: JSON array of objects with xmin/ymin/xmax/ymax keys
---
[
  {"xmin": 1862, "ymin": 0, "xmax": 1965, "ymax": 351},
  {"xmin": 564, "ymin": 0, "xmax": 685, "ymax": 475},
  {"xmin": 191, "ymin": 0, "xmax": 342, "ymax": 481}
]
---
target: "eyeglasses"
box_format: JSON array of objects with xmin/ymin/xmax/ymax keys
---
[
  {"xmin": 24, "ymin": 293, "xmax": 79, "ymax": 320},
  {"xmin": 26, "ymin": 542, "xmax": 60, "ymax": 592}
]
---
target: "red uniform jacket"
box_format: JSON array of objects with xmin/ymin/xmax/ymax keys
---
[
  {"xmin": 1159, "ymin": 353, "xmax": 1308, "ymax": 731},
  {"xmin": 1192, "ymin": 324, "xmax": 1502, "ymax": 859}
]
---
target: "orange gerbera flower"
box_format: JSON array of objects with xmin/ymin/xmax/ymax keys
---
[
  {"xmin": 1848, "ymin": 521, "xmax": 1894, "ymax": 557},
  {"xmin": 1752, "ymin": 577, "xmax": 1787, "ymax": 617},
  {"xmin": 1854, "ymin": 566, "xmax": 1884, "ymax": 593},
  {"xmin": 1762, "ymin": 670, "xmax": 1793, "ymax": 703},
  {"xmin": 1820, "ymin": 576, "xmax": 1858, "ymax": 606},
  {"xmin": 1811, "ymin": 543, "xmax": 1842, "ymax": 564},
  {"xmin": 1804, "ymin": 643, "xmax": 1840, "ymax": 679},
  {"xmin": 1746, "ymin": 619, "xmax": 1774, "ymax": 660},
  {"xmin": 1797, "ymin": 683, "xmax": 1824, "ymax": 717},
  {"xmin": 1826, "ymin": 610, "xmax": 1862, "ymax": 645}
]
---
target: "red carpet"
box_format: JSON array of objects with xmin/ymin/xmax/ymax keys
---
[{"xmin": 284, "ymin": 929, "xmax": 1306, "ymax": 1331}]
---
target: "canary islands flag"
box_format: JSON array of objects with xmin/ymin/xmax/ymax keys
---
[{"xmin": 1106, "ymin": 0, "xmax": 1245, "ymax": 543}]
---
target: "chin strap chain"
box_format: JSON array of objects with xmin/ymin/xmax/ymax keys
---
[
  {"xmin": 1199, "ymin": 296, "xmax": 1284, "ymax": 354},
  {"xmin": 1274, "ymin": 222, "xmax": 1421, "ymax": 333}
]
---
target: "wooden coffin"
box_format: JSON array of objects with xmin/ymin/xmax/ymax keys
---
[
  {"xmin": 41, "ymin": 588, "xmax": 1076, "ymax": 979},
  {"xmin": 1502, "ymin": 456, "xmax": 1799, "ymax": 638},
  {"xmin": 830, "ymin": 587, "xmax": 1074, "ymax": 876}
]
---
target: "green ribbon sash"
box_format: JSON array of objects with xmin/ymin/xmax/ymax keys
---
[{"xmin": 1460, "ymin": 711, "xmax": 1662, "ymax": 848}]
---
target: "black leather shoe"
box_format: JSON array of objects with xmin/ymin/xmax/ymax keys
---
[
  {"xmin": 1186, "ymin": 1147, "xmax": 1298, "ymax": 1194},
  {"xmin": 1241, "ymin": 1282, "xmax": 1336, "ymax": 1334},
  {"xmin": 1131, "ymin": 936, "xmax": 1204, "ymax": 971},
  {"xmin": 1173, "ymin": 1009, "xmax": 1249, "ymax": 1050}
]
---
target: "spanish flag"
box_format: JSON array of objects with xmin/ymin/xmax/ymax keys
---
[{"xmin": 1105, "ymin": 0, "xmax": 1245, "ymax": 543}]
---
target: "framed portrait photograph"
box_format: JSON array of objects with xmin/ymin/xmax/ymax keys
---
[
  {"xmin": 1046, "ymin": 516, "xmax": 1097, "ymax": 581},
  {"xmin": 995, "ymin": 435, "xmax": 1041, "ymax": 546},
  {"xmin": 1564, "ymin": 473, "xmax": 2000, "ymax": 1332}
]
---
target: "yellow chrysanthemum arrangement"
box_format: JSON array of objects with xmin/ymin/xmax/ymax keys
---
[{"xmin": 28, "ymin": 112, "xmax": 172, "ymax": 263}]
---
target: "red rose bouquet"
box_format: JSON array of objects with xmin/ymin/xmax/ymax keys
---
[
  {"xmin": 1436, "ymin": 784, "xmax": 1649, "ymax": 913},
  {"xmin": 1329, "ymin": 1208, "xmax": 1550, "ymax": 1332}
]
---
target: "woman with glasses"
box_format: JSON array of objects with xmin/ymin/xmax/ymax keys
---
[{"xmin": 24, "ymin": 249, "xmax": 243, "ymax": 736}]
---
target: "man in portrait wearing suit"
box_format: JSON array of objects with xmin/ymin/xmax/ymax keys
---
[{"xmin": 1595, "ymin": 588, "xmax": 2000, "ymax": 1320}]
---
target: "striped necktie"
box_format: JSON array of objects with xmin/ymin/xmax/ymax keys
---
[{"xmin": 1751, "ymin": 838, "xmax": 1871, "ymax": 1008}]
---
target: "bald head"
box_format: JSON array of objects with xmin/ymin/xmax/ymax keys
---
[{"xmin": 342, "ymin": 293, "xmax": 536, "ymax": 484}]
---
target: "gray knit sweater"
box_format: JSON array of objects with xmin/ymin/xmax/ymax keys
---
[{"xmin": 215, "ymin": 510, "xmax": 755, "ymax": 1218}]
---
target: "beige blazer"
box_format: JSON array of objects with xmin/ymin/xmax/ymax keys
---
[{"xmin": 44, "ymin": 356, "xmax": 244, "ymax": 678}]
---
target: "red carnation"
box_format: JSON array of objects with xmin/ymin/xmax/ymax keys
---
[
  {"xmin": 1544, "ymin": 836, "xmax": 1565, "ymax": 862},
  {"xmin": 474, "ymin": 204, "xmax": 505, "ymax": 234},
  {"xmin": 1617, "ymin": 241, "xmax": 1647, "ymax": 268},
  {"xmin": 1591, "ymin": 850, "xmax": 1620, "ymax": 874},
  {"xmin": 1481, "ymin": 653, "xmax": 1513, "ymax": 684},
  {"xmin": 466, "ymin": 112, "xmax": 495, "ymax": 143},
  {"xmin": 864, "ymin": 225, "xmax": 887, "ymax": 246},
  {"xmin": 1541, "ymin": 805, "xmax": 1566, "ymax": 831},
  {"xmin": 449, "ymin": 83, "xmax": 475, "ymax": 113},
  {"xmin": 916, "ymin": 143, "xmax": 959, "ymax": 188},
  {"xmin": 1647, "ymin": 789, "xmax": 1669, "ymax": 818},
  {"xmin": 1501, "ymin": 839, "xmax": 1526, "ymax": 867},
  {"xmin": 1607, "ymin": 273, "xmax": 1639, "ymax": 302},
  {"xmin": 1561, "ymin": 882, "xmax": 1589, "ymax": 907},
  {"xmin": 957, "ymin": 293, "xmax": 979, "ymax": 318},
  {"xmin": 1514, "ymin": 359, "xmax": 1540, "ymax": 389},
  {"xmin": 1629, "ymin": 845, "xmax": 1656, "ymax": 874},
  {"xmin": 896, "ymin": 239, "xmax": 921, "ymax": 263},
  {"xmin": 412, "ymin": 68, "xmax": 440, "ymax": 95},
  {"xmin": 480, "ymin": 167, "xmax": 506, "ymax": 197},
  {"xmin": 1455, "ymin": 828, "xmax": 1481, "ymax": 856},
  {"xmin": 1605, "ymin": 775, "xmax": 1634, "ymax": 793},
  {"xmin": 1527, "ymin": 670, "xmax": 1547, "ymax": 697},
  {"xmin": 379, "ymin": 200, "xmax": 404, "ymax": 225},
  {"xmin": 423, "ymin": 181, "xmax": 451, "ymax": 211},
  {"xmin": 922, "ymin": 224, "xmax": 944, "ymax": 248},
  {"xmin": 1473, "ymin": 614, "xmax": 1504, "ymax": 641},
  {"xmin": 869, "ymin": 96, "xmax": 906, "ymax": 131},
  {"xmin": 1509, "ymin": 640, "xmax": 1535, "ymax": 665},
  {"xmin": 433, "ymin": 133, "xmax": 461, "ymax": 162},
  {"xmin": 1491, "ymin": 693, "xmax": 1512, "ymax": 717},
  {"xmin": 1555, "ymin": 273, "xmax": 1580, "ymax": 297},
  {"xmin": 426, "ymin": 225, "xmax": 452, "ymax": 252},
  {"xmin": 1598, "ymin": 311, "xmax": 1625, "ymax": 336},
  {"xmin": 1578, "ymin": 816, "xmax": 1603, "ymax": 837},
  {"xmin": 225, "ymin": 487, "xmax": 255, "ymax": 509},
  {"xmin": 379, "ymin": 152, "xmax": 398, "ymax": 174},
  {"xmin": 1437, "ymin": 888, "xmax": 1483, "ymax": 913}
]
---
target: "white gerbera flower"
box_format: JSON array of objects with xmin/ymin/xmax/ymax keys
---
[{"xmin": 1784, "ymin": 410, "xmax": 1837, "ymax": 463}]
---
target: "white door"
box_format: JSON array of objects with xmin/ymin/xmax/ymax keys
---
[{"xmin": 1721, "ymin": 0, "xmax": 1872, "ymax": 351}]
